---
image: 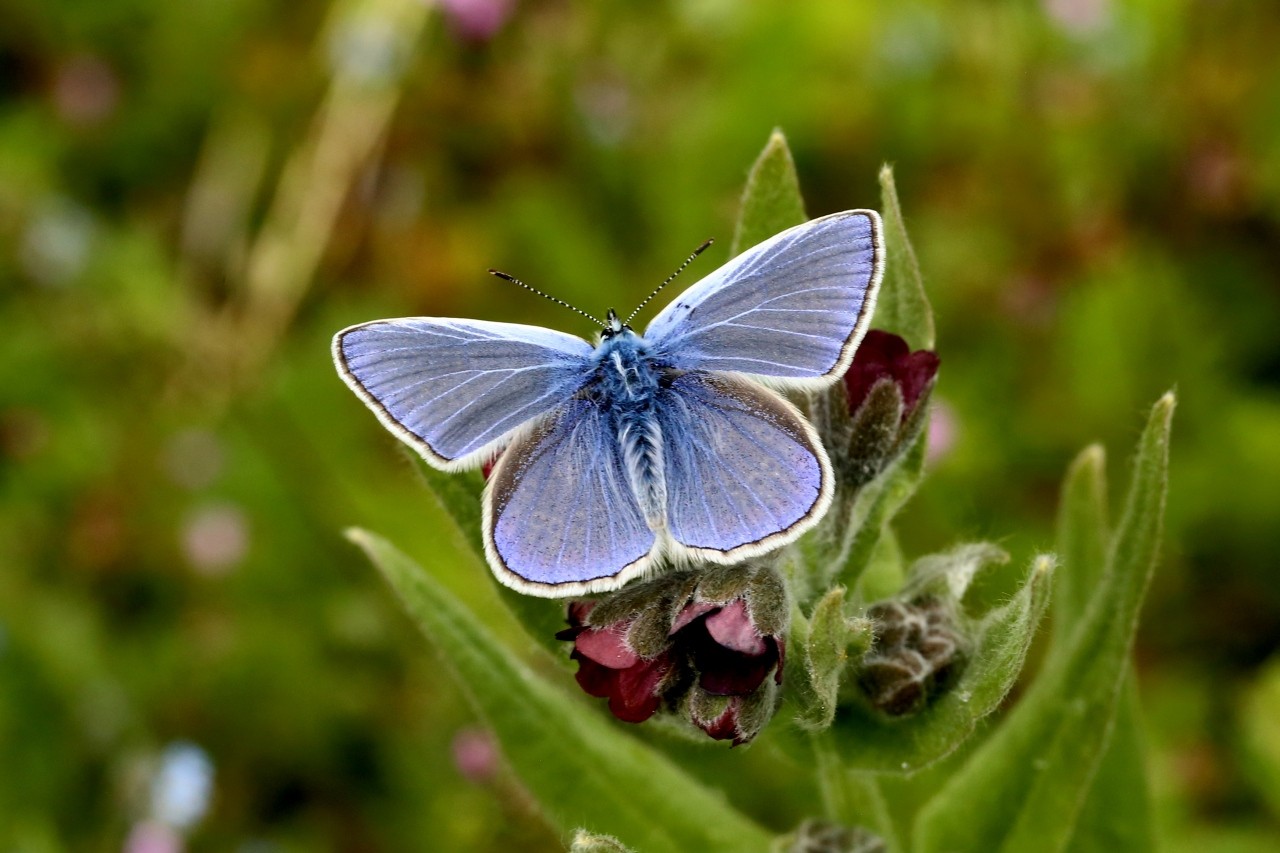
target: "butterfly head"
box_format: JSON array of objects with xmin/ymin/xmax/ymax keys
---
[{"xmin": 601, "ymin": 308, "xmax": 631, "ymax": 340}]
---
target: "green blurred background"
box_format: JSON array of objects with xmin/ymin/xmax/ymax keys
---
[{"xmin": 2, "ymin": 0, "xmax": 1279, "ymax": 849}]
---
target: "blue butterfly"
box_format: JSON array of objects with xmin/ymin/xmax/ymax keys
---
[{"xmin": 333, "ymin": 211, "xmax": 884, "ymax": 597}]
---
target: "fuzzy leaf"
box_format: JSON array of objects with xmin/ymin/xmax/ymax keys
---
[
  {"xmin": 349, "ymin": 529, "xmax": 773, "ymax": 853},
  {"xmin": 914, "ymin": 392, "xmax": 1174, "ymax": 853},
  {"xmin": 1066, "ymin": 677, "xmax": 1156, "ymax": 853},
  {"xmin": 796, "ymin": 588, "xmax": 874, "ymax": 730},
  {"xmin": 1053, "ymin": 446, "xmax": 1156, "ymax": 853},
  {"xmin": 730, "ymin": 130, "xmax": 807, "ymax": 258},
  {"xmin": 407, "ymin": 452, "xmax": 568, "ymax": 655},
  {"xmin": 830, "ymin": 555, "xmax": 1055, "ymax": 772},
  {"xmin": 903, "ymin": 542, "xmax": 1009, "ymax": 603},
  {"xmin": 874, "ymin": 166, "xmax": 935, "ymax": 350}
]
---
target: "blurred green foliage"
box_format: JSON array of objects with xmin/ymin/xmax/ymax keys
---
[{"xmin": 1, "ymin": 0, "xmax": 1278, "ymax": 849}]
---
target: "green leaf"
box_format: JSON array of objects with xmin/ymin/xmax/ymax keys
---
[
  {"xmin": 1053, "ymin": 447, "xmax": 1157, "ymax": 853},
  {"xmin": 349, "ymin": 529, "xmax": 773, "ymax": 853},
  {"xmin": 830, "ymin": 555, "xmax": 1055, "ymax": 773},
  {"xmin": 407, "ymin": 451, "xmax": 568, "ymax": 656},
  {"xmin": 1066, "ymin": 677, "xmax": 1156, "ymax": 853},
  {"xmin": 1053, "ymin": 444, "xmax": 1109, "ymax": 642},
  {"xmin": 407, "ymin": 449, "xmax": 484, "ymax": 546},
  {"xmin": 874, "ymin": 166, "xmax": 935, "ymax": 350},
  {"xmin": 914, "ymin": 392, "xmax": 1175, "ymax": 853},
  {"xmin": 796, "ymin": 587, "xmax": 874, "ymax": 730},
  {"xmin": 810, "ymin": 732, "xmax": 902, "ymax": 851},
  {"xmin": 855, "ymin": 527, "xmax": 906, "ymax": 604},
  {"xmin": 730, "ymin": 129, "xmax": 807, "ymax": 258}
]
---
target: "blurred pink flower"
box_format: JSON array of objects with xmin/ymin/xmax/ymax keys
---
[
  {"xmin": 437, "ymin": 0, "xmax": 513, "ymax": 42},
  {"xmin": 1042, "ymin": 0, "xmax": 1111, "ymax": 36},
  {"xmin": 123, "ymin": 821, "xmax": 182, "ymax": 853},
  {"xmin": 181, "ymin": 503, "xmax": 248, "ymax": 575},
  {"xmin": 52, "ymin": 54, "xmax": 120, "ymax": 126},
  {"xmin": 926, "ymin": 398, "xmax": 958, "ymax": 465},
  {"xmin": 451, "ymin": 726, "xmax": 500, "ymax": 783}
]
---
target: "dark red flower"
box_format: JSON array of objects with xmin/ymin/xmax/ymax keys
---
[
  {"xmin": 843, "ymin": 330, "xmax": 940, "ymax": 421},
  {"xmin": 559, "ymin": 565, "xmax": 787, "ymax": 744},
  {"xmin": 558, "ymin": 602, "xmax": 672, "ymax": 723}
]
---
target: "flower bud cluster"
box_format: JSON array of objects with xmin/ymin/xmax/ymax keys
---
[{"xmin": 858, "ymin": 597, "xmax": 962, "ymax": 716}]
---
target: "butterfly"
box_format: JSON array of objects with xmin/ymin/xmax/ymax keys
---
[{"xmin": 333, "ymin": 210, "xmax": 884, "ymax": 598}]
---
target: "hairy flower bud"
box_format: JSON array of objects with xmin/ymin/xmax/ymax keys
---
[
  {"xmin": 808, "ymin": 330, "xmax": 939, "ymax": 495},
  {"xmin": 858, "ymin": 597, "xmax": 962, "ymax": 716},
  {"xmin": 558, "ymin": 562, "xmax": 787, "ymax": 744},
  {"xmin": 777, "ymin": 819, "xmax": 887, "ymax": 853},
  {"xmin": 843, "ymin": 330, "xmax": 940, "ymax": 423}
]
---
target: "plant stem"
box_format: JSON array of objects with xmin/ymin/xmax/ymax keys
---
[{"xmin": 810, "ymin": 731, "xmax": 900, "ymax": 851}]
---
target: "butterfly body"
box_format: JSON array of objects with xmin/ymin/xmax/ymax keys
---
[
  {"xmin": 335, "ymin": 210, "xmax": 885, "ymax": 597},
  {"xmin": 585, "ymin": 321, "xmax": 670, "ymax": 529}
]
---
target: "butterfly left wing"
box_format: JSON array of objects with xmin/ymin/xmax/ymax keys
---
[
  {"xmin": 483, "ymin": 397, "xmax": 657, "ymax": 597},
  {"xmin": 656, "ymin": 372, "xmax": 833, "ymax": 562},
  {"xmin": 644, "ymin": 210, "xmax": 883, "ymax": 389},
  {"xmin": 334, "ymin": 318, "xmax": 593, "ymax": 471}
]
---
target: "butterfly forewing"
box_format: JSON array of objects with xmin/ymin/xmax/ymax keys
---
[
  {"xmin": 334, "ymin": 318, "xmax": 593, "ymax": 469},
  {"xmin": 644, "ymin": 210, "xmax": 883, "ymax": 387},
  {"xmin": 658, "ymin": 373, "xmax": 832, "ymax": 560},
  {"xmin": 483, "ymin": 398, "xmax": 656, "ymax": 596}
]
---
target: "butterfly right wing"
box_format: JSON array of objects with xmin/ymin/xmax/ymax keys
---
[
  {"xmin": 333, "ymin": 318, "xmax": 594, "ymax": 470},
  {"xmin": 483, "ymin": 397, "xmax": 657, "ymax": 597},
  {"xmin": 643, "ymin": 211, "xmax": 883, "ymax": 389}
]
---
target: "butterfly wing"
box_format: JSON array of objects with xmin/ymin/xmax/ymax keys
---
[
  {"xmin": 657, "ymin": 372, "xmax": 833, "ymax": 561},
  {"xmin": 334, "ymin": 318, "xmax": 593, "ymax": 470},
  {"xmin": 483, "ymin": 397, "xmax": 657, "ymax": 597},
  {"xmin": 644, "ymin": 210, "xmax": 883, "ymax": 388}
]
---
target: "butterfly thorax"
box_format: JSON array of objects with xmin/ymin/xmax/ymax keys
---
[
  {"xmin": 591, "ymin": 330, "xmax": 661, "ymax": 407},
  {"xmin": 589, "ymin": 329, "xmax": 669, "ymax": 531}
]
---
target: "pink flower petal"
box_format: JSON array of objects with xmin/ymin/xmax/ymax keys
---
[
  {"xmin": 705, "ymin": 600, "xmax": 767, "ymax": 655},
  {"xmin": 575, "ymin": 623, "xmax": 639, "ymax": 669},
  {"xmin": 670, "ymin": 600, "xmax": 718, "ymax": 635},
  {"xmin": 698, "ymin": 701, "xmax": 741, "ymax": 743}
]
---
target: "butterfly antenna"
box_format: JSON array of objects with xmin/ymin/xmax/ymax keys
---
[
  {"xmin": 625, "ymin": 238, "xmax": 714, "ymax": 325},
  {"xmin": 488, "ymin": 270, "xmax": 605, "ymax": 327}
]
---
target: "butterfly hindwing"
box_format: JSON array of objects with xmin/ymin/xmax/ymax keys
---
[
  {"xmin": 657, "ymin": 372, "xmax": 832, "ymax": 561},
  {"xmin": 644, "ymin": 210, "xmax": 883, "ymax": 387},
  {"xmin": 483, "ymin": 397, "xmax": 657, "ymax": 596},
  {"xmin": 334, "ymin": 318, "xmax": 593, "ymax": 470}
]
